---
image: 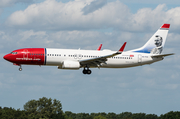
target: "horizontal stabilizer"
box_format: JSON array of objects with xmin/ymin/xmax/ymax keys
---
[{"xmin": 151, "ymin": 53, "xmax": 174, "ymax": 58}]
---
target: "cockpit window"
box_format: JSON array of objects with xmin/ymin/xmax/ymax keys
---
[{"xmin": 11, "ymin": 52, "xmax": 18, "ymax": 54}]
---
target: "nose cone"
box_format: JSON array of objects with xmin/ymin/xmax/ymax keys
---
[{"xmin": 3, "ymin": 54, "xmax": 11, "ymax": 61}]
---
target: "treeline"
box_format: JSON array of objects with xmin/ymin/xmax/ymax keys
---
[
  {"xmin": 0, "ymin": 97, "xmax": 180, "ymax": 119},
  {"xmin": 64, "ymin": 111, "xmax": 180, "ymax": 119}
]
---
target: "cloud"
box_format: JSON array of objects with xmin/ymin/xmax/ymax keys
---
[
  {"xmin": 119, "ymin": 0, "xmax": 180, "ymax": 4},
  {"xmin": 5, "ymin": 0, "xmax": 180, "ymax": 32},
  {"xmin": 0, "ymin": 29, "xmax": 136, "ymax": 53},
  {"xmin": 0, "ymin": 0, "xmax": 34, "ymax": 8},
  {"xmin": 5, "ymin": 0, "xmax": 130, "ymax": 30},
  {"xmin": 82, "ymin": 0, "xmax": 107, "ymax": 15}
]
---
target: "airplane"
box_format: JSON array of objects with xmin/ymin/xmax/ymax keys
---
[{"xmin": 3, "ymin": 24, "xmax": 174, "ymax": 75}]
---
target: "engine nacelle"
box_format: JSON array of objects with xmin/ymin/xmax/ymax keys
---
[{"xmin": 58, "ymin": 61, "xmax": 80, "ymax": 70}]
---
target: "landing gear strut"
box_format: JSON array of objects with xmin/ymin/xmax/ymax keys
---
[{"xmin": 83, "ymin": 67, "xmax": 92, "ymax": 75}]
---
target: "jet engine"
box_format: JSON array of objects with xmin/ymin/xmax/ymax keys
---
[{"xmin": 58, "ymin": 61, "xmax": 80, "ymax": 70}]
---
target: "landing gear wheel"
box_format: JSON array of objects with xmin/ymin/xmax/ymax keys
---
[
  {"xmin": 19, "ymin": 68, "xmax": 22, "ymax": 71},
  {"xmin": 87, "ymin": 70, "xmax": 91, "ymax": 75},
  {"xmin": 83, "ymin": 69, "xmax": 87, "ymax": 74},
  {"xmin": 82, "ymin": 67, "xmax": 92, "ymax": 75}
]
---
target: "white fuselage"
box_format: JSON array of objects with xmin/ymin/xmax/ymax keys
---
[{"xmin": 45, "ymin": 48, "xmax": 162, "ymax": 68}]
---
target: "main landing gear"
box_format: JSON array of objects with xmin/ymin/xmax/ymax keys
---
[{"xmin": 82, "ymin": 67, "xmax": 92, "ymax": 75}]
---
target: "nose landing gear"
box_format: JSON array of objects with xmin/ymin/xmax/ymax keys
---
[
  {"xmin": 19, "ymin": 65, "xmax": 22, "ymax": 71},
  {"xmin": 82, "ymin": 67, "xmax": 92, "ymax": 75}
]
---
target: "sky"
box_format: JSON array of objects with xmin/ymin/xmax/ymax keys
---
[{"xmin": 0, "ymin": 0, "xmax": 180, "ymax": 115}]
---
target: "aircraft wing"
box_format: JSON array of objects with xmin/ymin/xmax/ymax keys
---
[
  {"xmin": 151, "ymin": 53, "xmax": 174, "ymax": 58},
  {"xmin": 80, "ymin": 42, "xmax": 126, "ymax": 67}
]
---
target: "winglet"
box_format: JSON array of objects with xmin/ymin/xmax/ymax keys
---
[
  {"xmin": 97, "ymin": 44, "xmax": 102, "ymax": 51},
  {"xmin": 119, "ymin": 42, "xmax": 127, "ymax": 52}
]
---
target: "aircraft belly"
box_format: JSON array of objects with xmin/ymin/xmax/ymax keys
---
[
  {"xmin": 101, "ymin": 59, "xmax": 138, "ymax": 68},
  {"xmin": 46, "ymin": 57, "xmax": 62, "ymax": 65}
]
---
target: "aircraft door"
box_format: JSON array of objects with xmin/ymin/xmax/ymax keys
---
[
  {"xmin": 23, "ymin": 50, "xmax": 29, "ymax": 59},
  {"xmin": 74, "ymin": 54, "xmax": 82, "ymax": 59},
  {"xmin": 138, "ymin": 54, "xmax": 142, "ymax": 63}
]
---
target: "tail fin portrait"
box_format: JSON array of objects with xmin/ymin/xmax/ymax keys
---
[{"xmin": 132, "ymin": 24, "xmax": 170, "ymax": 54}]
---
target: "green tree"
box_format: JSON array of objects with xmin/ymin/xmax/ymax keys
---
[
  {"xmin": 75, "ymin": 113, "xmax": 90, "ymax": 119},
  {"xmin": 106, "ymin": 112, "xmax": 117, "ymax": 119},
  {"xmin": 131, "ymin": 113, "xmax": 146, "ymax": 119},
  {"xmin": 24, "ymin": 97, "xmax": 65, "ymax": 119},
  {"xmin": 94, "ymin": 115, "xmax": 107, "ymax": 119},
  {"xmin": 145, "ymin": 114, "xmax": 158, "ymax": 119},
  {"xmin": 65, "ymin": 111, "xmax": 76, "ymax": 119},
  {"xmin": 117, "ymin": 112, "xmax": 132, "ymax": 119},
  {"xmin": 160, "ymin": 111, "xmax": 180, "ymax": 119},
  {"xmin": 90, "ymin": 113, "xmax": 99, "ymax": 118},
  {"xmin": 98, "ymin": 112, "xmax": 107, "ymax": 117},
  {"xmin": 0, "ymin": 107, "xmax": 27, "ymax": 119}
]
